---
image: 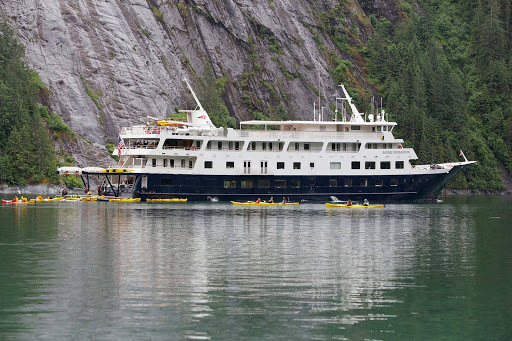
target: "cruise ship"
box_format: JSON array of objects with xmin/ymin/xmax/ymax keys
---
[{"xmin": 59, "ymin": 80, "xmax": 475, "ymax": 201}]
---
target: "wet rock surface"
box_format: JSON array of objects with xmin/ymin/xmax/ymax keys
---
[{"xmin": 1, "ymin": 0, "xmax": 392, "ymax": 165}]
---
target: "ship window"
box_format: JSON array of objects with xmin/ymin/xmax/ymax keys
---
[
  {"xmin": 241, "ymin": 180, "xmax": 253, "ymax": 188},
  {"xmin": 330, "ymin": 162, "xmax": 341, "ymax": 169},
  {"xmin": 251, "ymin": 142, "xmax": 256, "ymax": 150},
  {"xmin": 224, "ymin": 180, "xmax": 236, "ymax": 188},
  {"xmin": 344, "ymin": 178, "xmax": 352, "ymax": 187},
  {"xmin": 365, "ymin": 162, "xmax": 376, "ymax": 169},
  {"xmin": 204, "ymin": 161, "xmax": 213, "ymax": 169},
  {"xmin": 163, "ymin": 159, "xmax": 168, "ymax": 167},
  {"xmin": 269, "ymin": 142, "xmax": 273, "ymax": 150},
  {"xmin": 293, "ymin": 162, "xmax": 301, "ymax": 169},
  {"xmin": 277, "ymin": 162, "xmax": 285, "ymax": 169},
  {"xmin": 229, "ymin": 141, "xmax": 233, "ymax": 150},
  {"xmin": 366, "ymin": 143, "xmax": 372, "ymax": 149},
  {"xmin": 376, "ymin": 179, "xmax": 384, "ymax": 187},
  {"xmin": 170, "ymin": 159, "xmax": 175, "ymax": 168},
  {"xmin": 189, "ymin": 160, "xmax": 193, "ymax": 168},
  {"xmin": 274, "ymin": 180, "xmax": 286, "ymax": 188},
  {"xmin": 291, "ymin": 180, "xmax": 300, "ymax": 188},
  {"xmin": 226, "ymin": 161, "xmax": 234, "ymax": 169},
  {"xmin": 372, "ymin": 127, "xmax": 376, "ymax": 132},
  {"xmin": 218, "ymin": 141, "xmax": 222, "ymax": 150},
  {"xmin": 160, "ymin": 178, "xmax": 173, "ymax": 186},
  {"xmin": 152, "ymin": 159, "xmax": 157, "ymax": 167},
  {"xmin": 310, "ymin": 162, "xmax": 315, "ymax": 168},
  {"xmin": 351, "ymin": 161, "xmax": 360, "ymax": 169},
  {"xmin": 304, "ymin": 143, "xmax": 310, "ymax": 150},
  {"xmin": 391, "ymin": 179, "xmax": 398, "ymax": 186},
  {"xmin": 181, "ymin": 159, "xmax": 185, "ymax": 168},
  {"xmin": 235, "ymin": 142, "xmax": 240, "ymax": 150},
  {"xmin": 360, "ymin": 179, "xmax": 368, "ymax": 187},
  {"xmin": 262, "ymin": 142, "xmax": 267, "ymax": 151},
  {"xmin": 258, "ymin": 179, "xmax": 270, "ymax": 188},
  {"xmin": 377, "ymin": 126, "xmax": 382, "ymax": 132},
  {"xmin": 351, "ymin": 125, "xmax": 360, "ymax": 131},
  {"xmin": 381, "ymin": 161, "xmax": 391, "ymax": 169},
  {"xmin": 295, "ymin": 143, "xmax": 299, "ymax": 151},
  {"xmin": 396, "ymin": 161, "xmax": 404, "ymax": 169},
  {"xmin": 329, "ymin": 179, "xmax": 337, "ymax": 187}
]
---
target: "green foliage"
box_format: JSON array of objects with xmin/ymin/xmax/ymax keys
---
[
  {"xmin": 198, "ymin": 67, "xmax": 236, "ymax": 128},
  {"xmin": 152, "ymin": 7, "xmax": 164, "ymax": 22},
  {"xmin": 168, "ymin": 112, "xmax": 187, "ymax": 121},
  {"xmin": 105, "ymin": 143, "xmax": 119, "ymax": 161},
  {"xmin": 0, "ymin": 21, "xmax": 57, "ymax": 185},
  {"xmin": 80, "ymin": 74, "xmax": 102, "ymax": 110},
  {"xmin": 47, "ymin": 112, "xmax": 72, "ymax": 134},
  {"xmin": 59, "ymin": 175, "xmax": 83, "ymax": 189},
  {"xmin": 366, "ymin": 0, "xmax": 512, "ymax": 190}
]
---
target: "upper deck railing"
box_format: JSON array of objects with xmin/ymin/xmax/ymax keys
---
[{"xmin": 120, "ymin": 126, "xmax": 389, "ymax": 141}]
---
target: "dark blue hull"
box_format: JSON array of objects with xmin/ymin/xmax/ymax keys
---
[{"xmin": 130, "ymin": 164, "xmax": 467, "ymax": 202}]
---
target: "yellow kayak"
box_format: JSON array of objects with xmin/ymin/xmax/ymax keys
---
[
  {"xmin": 325, "ymin": 203, "xmax": 384, "ymax": 208},
  {"xmin": 146, "ymin": 198, "xmax": 187, "ymax": 202},
  {"xmin": 82, "ymin": 196, "xmax": 104, "ymax": 202},
  {"xmin": 109, "ymin": 198, "xmax": 141, "ymax": 202},
  {"xmin": 30, "ymin": 197, "xmax": 64, "ymax": 202},
  {"xmin": 99, "ymin": 168, "xmax": 132, "ymax": 173},
  {"xmin": 231, "ymin": 201, "xmax": 299, "ymax": 206}
]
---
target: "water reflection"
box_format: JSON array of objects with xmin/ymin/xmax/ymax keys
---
[{"xmin": 1, "ymin": 198, "xmax": 510, "ymax": 339}]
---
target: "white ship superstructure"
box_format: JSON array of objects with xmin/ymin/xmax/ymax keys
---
[{"xmin": 60, "ymin": 80, "xmax": 475, "ymax": 201}]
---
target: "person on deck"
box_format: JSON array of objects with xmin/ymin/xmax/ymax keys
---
[
  {"xmin": 347, "ymin": 199, "xmax": 353, "ymax": 206},
  {"xmin": 97, "ymin": 185, "xmax": 102, "ymax": 196}
]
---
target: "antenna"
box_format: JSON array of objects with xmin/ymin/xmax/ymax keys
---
[{"xmin": 183, "ymin": 78, "xmax": 205, "ymax": 112}]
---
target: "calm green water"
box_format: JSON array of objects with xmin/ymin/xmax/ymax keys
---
[{"xmin": 1, "ymin": 196, "xmax": 511, "ymax": 340}]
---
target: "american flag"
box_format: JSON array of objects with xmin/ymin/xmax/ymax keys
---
[{"xmin": 117, "ymin": 137, "xmax": 124, "ymax": 157}]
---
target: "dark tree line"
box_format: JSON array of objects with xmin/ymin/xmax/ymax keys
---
[
  {"xmin": 0, "ymin": 21, "xmax": 56, "ymax": 185},
  {"xmin": 366, "ymin": 0, "xmax": 512, "ymax": 190}
]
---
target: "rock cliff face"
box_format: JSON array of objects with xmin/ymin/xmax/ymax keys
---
[{"xmin": 1, "ymin": 0, "xmax": 401, "ymax": 163}]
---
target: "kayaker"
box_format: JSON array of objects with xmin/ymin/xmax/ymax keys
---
[
  {"xmin": 62, "ymin": 187, "xmax": 68, "ymax": 196},
  {"xmin": 256, "ymin": 198, "xmax": 262, "ymax": 203},
  {"xmin": 13, "ymin": 196, "xmax": 18, "ymax": 202},
  {"xmin": 37, "ymin": 195, "xmax": 43, "ymax": 200},
  {"xmin": 363, "ymin": 199, "xmax": 369, "ymax": 206},
  {"xmin": 269, "ymin": 197, "xmax": 274, "ymax": 203},
  {"xmin": 21, "ymin": 196, "xmax": 27, "ymax": 202},
  {"xmin": 347, "ymin": 199, "xmax": 353, "ymax": 206},
  {"xmin": 281, "ymin": 197, "xmax": 286, "ymax": 204}
]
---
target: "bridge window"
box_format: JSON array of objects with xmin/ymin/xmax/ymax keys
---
[
  {"xmin": 351, "ymin": 161, "xmax": 360, "ymax": 169},
  {"xmin": 204, "ymin": 161, "xmax": 213, "ymax": 169},
  {"xmin": 277, "ymin": 162, "xmax": 285, "ymax": 169},
  {"xmin": 293, "ymin": 162, "xmax": 301, "ymax": 169},
  {"xmin": 380, "ymin": 161, "xmax": 391, "ymax": 169},
  {"xmin": 365, "ymin": 162, "xmax": 376, "ymax": 169},
  {"xmin": 396, "ymin": 161, "xmax": 404, "ymax": 169},
  {"xmin": 226, "ymin": 161, "xmax": 234, "ymax": 169}
]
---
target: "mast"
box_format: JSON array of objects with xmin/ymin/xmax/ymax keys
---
[{"xmin": 183, "ymin": 78, "xmax": 205, "ymax": 112}]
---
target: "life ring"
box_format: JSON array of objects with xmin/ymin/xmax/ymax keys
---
[
  {"xmin": 398, "ymin": 144, "xmax": 403, "ymax": 149},
  {"xmin": 191, "ymin": 146, "xmax": 196, "ymax": 151}
]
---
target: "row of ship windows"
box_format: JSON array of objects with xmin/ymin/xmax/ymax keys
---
[
  {"xmin": 125, "ymin": 139, "xmax": 394, "ymax": 152},
  {"xmin": 203, "ymin": 161, "xmax": 405, "ymax": 170},
  {"xmin": 159, "ymin": 178, "xmax": 402, "ymax": 188}
]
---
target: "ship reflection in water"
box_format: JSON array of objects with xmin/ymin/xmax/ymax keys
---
[{"xmin": 1, "ymin": 197, "xmax": 511, "ymax": 339}]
